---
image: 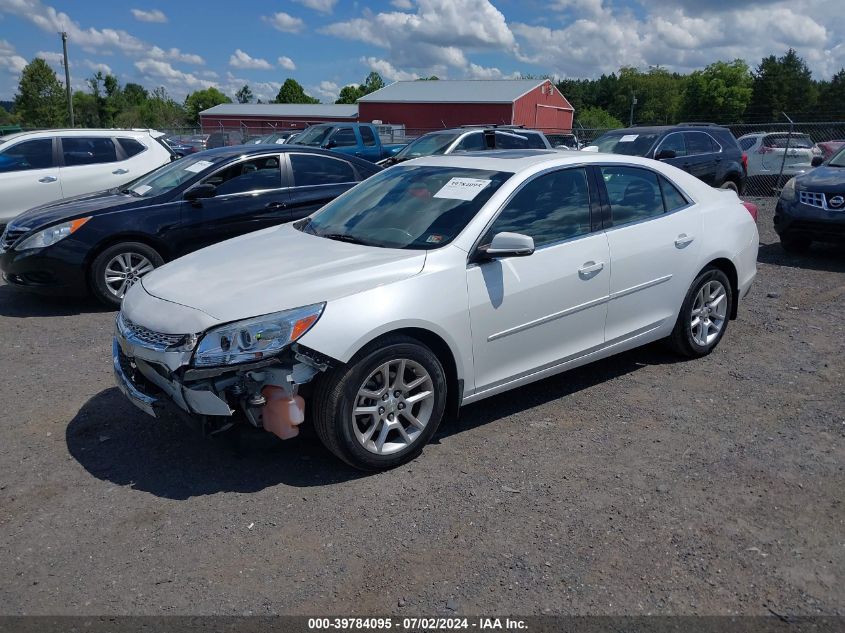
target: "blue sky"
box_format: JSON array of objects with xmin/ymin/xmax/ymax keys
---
[{"xmin": 0, "ymin": 0, "xmax": 842, "ymax": 102}]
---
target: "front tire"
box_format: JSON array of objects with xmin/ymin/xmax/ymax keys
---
[
  {"xmin": 311, "ymin": 335, "xmax": 447, "ymax": 471},
  {"xmin": 90, "ymin": 242, "xmax": 164, "ymax": 307},
  {"xmin": 668, "ymin": 267, "xmax": 732, "ymax": 358}
]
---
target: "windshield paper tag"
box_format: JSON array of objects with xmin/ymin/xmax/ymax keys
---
[
  {"xmin": 184, "ymin": 160, "xmax": 214, "ymax": 173},
  {"xmin": 619, "ymin": 134, "xmax": 639, "ymax": 142},
  {"xmin": 433, "ymin": 178, "xmax": 491, "ymax": 201},
  {"xmin": 132, "ymin": 185, "xmax": 152, "ymax": 195}
]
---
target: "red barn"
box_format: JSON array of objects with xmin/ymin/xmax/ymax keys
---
[
  {"xmin": 199, "ymin": 103, "xmax": 358, "ymax": 134},
  {"xmin": 358, "ymin": 79, "xmax": 574, "ymax": 134}
]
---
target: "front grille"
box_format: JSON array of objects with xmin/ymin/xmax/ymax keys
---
[
  {"xmin": 118, "ymin": 313, "xmax": 186, "ymax": 350},
  {"xmin": 1, "ymin": 225, "xmax": 28, "ymax": 250},
  {"xmin": 798, "ymin": 190, "xmax": 845, "ymax": 211},
  {"xmin": 799, "ymin": 191, "xmax": 825, "ymax": 209}
]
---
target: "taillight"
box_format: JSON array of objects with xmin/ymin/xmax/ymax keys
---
[
  {"xmin": 742, "ymin": 201, "xmax": 758, "ymax": 222},
  {"xmin": 741, "ymin": 152, "xmax": 748, "ymax": 173}
]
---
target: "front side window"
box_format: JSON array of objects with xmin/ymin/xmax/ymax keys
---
[
  {"xmin": 656, "ymin": 133, "xmax": 686, "ymax": 157},
  {"xmin": 62, "ymin": 137, "xmax": 118, "ymax": 166},
  {"xmin": 330, "ymin": 128, "xmax": 357, "ymax": 147},
  {"xmin": 203, "ymin": 155, "xmax": 281, "ymax": 195},
  {"xmin": 601, "ymin": 166, "xmax": 665, "ymax": 225},
  {"xmin": 494, "ymin": 131, "xmax": 529, "ymax": 149},
  {"xmin": 684, "ymin": 132, "xmax": 715, "ymax": 156},
  {"xmin": 301, "ymin": 165, "xmax": 512, "ymax": 249},
  {"xmin": 0, "ymin": 138, "xmax": 54, "ymax": 172},
  {"xmin": 291, "ymin": 154, "xmax": 356, "ymax": 186},
  {"xmin": 485, "ymin": 168, "xmax": 592, "ymax": 248},
  {"xmin": 360, "ymin": 126, "xmax": 377, "ymax": 147}
]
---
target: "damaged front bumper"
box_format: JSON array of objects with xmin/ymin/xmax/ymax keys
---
[{"xmin": 112, "ymin": 315, "xmax": 330, "ymax": 437}]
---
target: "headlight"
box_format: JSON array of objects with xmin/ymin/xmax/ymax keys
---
[
  {"xmin": 17, "ymin": 217, "xmax": 91, "ymax": 249},
  {"xmin": 193, "ymin": 303, "xmax": 325, "ymax": 367},
  {"xmin": 780, "ymin": 177, "xmax": 797, "ymax": 202}
]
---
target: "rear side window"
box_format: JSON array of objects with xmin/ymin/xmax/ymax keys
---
[
  {"xmin": 291, "ymin": 154, "xmax": 356, "ymax": 186},
  {"xmin": 524, "ymin": 133, "xmax": 547, "ymax": 149},
  {"xmin": 486, "ymin": 168, "xmax": 592, "ymax": 247},
  {"xmin": 62, "ymin": 137, "xmax": 118, "ymax": 166},
  {"xmin": 659, "ymin": 176, "xmax": 689, "ymax": 211},
  {"xmin": 684, "ymin": 132, "xmax": 716, "ymax": 156},
  {"xmin": 118, "ymin": 137, "xmax": 146, "ymax": 158},
  {"xmin": 0, "ymin": 138, "xmax": 55, "ymax": 171},
  {"xmin": 601, "ymin": 166, "xmax": 664, "ymax": 225},
  {"xmin": 331, "ymin": 128, "xmax": 357, "ymax": 148},
  {"xmin": 360, "ymin": 126, "xmax": 377, "ymax": 147}
]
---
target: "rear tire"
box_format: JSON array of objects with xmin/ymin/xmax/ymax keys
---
[
  {"xmin": 311, "ymin": 335, "xmax": 447, "ymax": 471},
  {"xmin": 779, "ymin": 234, "xmax": 812, "ymax": 254},
  {"xmin": 668, "ymin": 267, "xmax": 732, "ymax": 358},
  {"xmin": 90, "ymin": 242, "xmax": 164, "ymax": 308}
]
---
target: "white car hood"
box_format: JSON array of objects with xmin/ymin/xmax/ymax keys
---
[{"xmin": 139, "ymin": 223, "xmax": 427, "ymax": 323}]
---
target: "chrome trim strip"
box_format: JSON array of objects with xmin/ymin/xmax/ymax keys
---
[
  {"xmin": 113, "ymin": 339, "xmax": 158, "ymax": 418},
  {"xmin": 486, "ymin": 274, "xmax": 672, "ymax": 342}
]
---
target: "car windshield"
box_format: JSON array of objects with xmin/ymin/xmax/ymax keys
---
[
  {"xmin": 294, "ymin": 125, "xmax": 333, "ymax": 147},
  {"xmin": 829, "ymin": 147, "xmax": 845, "ymax": 167},
  {"xmin": 592, "ymin": 132, "xmax": 659, "ymax": 156},
  {"xmin": 393, "ymin": 133, "xmax": 461, "ymax": 160},
  {"xmin": 299, "ymin": 165, "xmax": 513, "ymax": 250},
  {"xmin": 123, "ymin": 154, "xmax": 226, "ymax": 197}
]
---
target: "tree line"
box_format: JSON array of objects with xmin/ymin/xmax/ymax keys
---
[{"xmin": 1, "ymin": 48, "xmax": 843, "ymax": 131}]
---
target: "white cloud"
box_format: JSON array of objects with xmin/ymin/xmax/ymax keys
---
[
  {"xmin": 134, "ymin": 58, "xmax": 216, "ymax": 90},
  {"xmin": 278, "ymin": 56, "xmax": 296, "ymax": 71},
  {"xmin": 362, "ymin": 57, "xmax": 420, "ymax": 81},
  {"xmin": 262, "ymin": 12, "xmax": 304, "ymax": 33},
  {"xmin": 391, "ymin": 0, "xmax": 413, "ymax": 8},
  {"xmin": 0, "ymin": 39, "xmax": 26, "ymax": 75},
  {"xmin": 130, "ymin": 8, "xmax": 167, "ymax": 23},
  {"xmin": 309, "ymin": 80, "xmax": 339, "ymax": 101},
  {"xmin": 293, "ymin": 0, "xmax": 337, "ymax": 14},
  {"xmin": 222, "ymin": 71, "xmax": 281, "ymax": 102},
  {"xmin": 83, "ymin": 59, "xmax": 112, "ymax": 75},
  {"xmin": 35, "ymin": 50, "xmax": 65, "ymax": 65},
  {"xmin": 229, "ymin": 49, "xmax": 273, "ymax": 70},
  {"xmin": 148, "ymin": 46, "xmax": 204, "ymax": 65}
]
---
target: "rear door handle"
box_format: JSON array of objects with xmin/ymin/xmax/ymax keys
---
[
  {"xmin": 38, "ymin": 176, "xmax": 57, "ymax": 183},
  {"xmin": 265, "ymin": 201, "xmax": 287, "ymax": 210},
  {"xmin": 112, "ymin": 168, "xmax": 129, "ymax": 175},
  {"xmin": 675, "ymin": 234, "xmax": 695, "ymax": 248},
  {"xmin": 578, "ymin": 261, "xmax": 605, "ymax": 276}
]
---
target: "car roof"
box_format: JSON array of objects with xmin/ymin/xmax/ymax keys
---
[
  {"xmin": 0, "ymin": 128, "xmax": 161, "ymax": 143},
  {"xmin": 195, "ymin": 144, "xmax": 382, "ymax": 169},
  {"xmin": 406, "ymin": 148, "xmax": 669, "ymax": 172}
]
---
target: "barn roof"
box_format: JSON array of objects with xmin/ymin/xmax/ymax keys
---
[
  {"xmin": 358, "ymin": 79, "xmax": 551, "ymax": 104},
  {"xmin": 199, "ymin": 103, "xmax": 358, "ymax": 118}
]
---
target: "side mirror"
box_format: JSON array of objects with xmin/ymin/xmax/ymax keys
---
[
  {"xmin": 811, "ymin": 156, "xmax": 824, "ymax": 167},
  {"xmin": 478, "ymin": 232, "xmax": 535, "ymax": 260},
  {"xmin": 655, "ymin": 149, "xmax": 676, "ymax": 160},
  {"xmin": 324, "ymin": 139, "xmax": 337, "ymax": 149},
  {"xmin": 184, "ymin": 183, "xmax": 216, "ymax": 201}
]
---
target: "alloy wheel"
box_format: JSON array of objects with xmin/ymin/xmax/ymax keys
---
[
  {"xmin": 104, "ymin": 252, "xmax": 155, "ymax": 299},
  {"xmin": 690, "ymin": 279, "xmax": 728, "ymax": 346}
]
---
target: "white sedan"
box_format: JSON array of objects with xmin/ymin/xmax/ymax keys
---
[{"xmin": 114, "ymin": 150, "xmax": 758, "ymax": 470}]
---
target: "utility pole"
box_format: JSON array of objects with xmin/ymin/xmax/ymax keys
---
[
  {"xmin": 60, "ymin": 31, "xmax": 74, "ymax": 127},
  {"xmin": 629, "ymin": 94, "xmax": 637, "ymax": 127}
]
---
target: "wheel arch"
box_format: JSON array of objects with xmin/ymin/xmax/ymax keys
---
[
  {"xmin": 83, "ymin": 233, "xmax": 170, "ymax": 292},
  {"xmin": 702, "ymin": 257, "xmax": 739, "ymax": 319}
]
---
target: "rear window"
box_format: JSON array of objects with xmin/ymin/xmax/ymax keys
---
[
  {"xmin": 764, "ymin": 134, "xmax": 813, "ymax": 149},
  {"xmin": 118, "ymin": 137, "xmax": 146, "ymax": 157},
  {"xmin": 738, "ymin": 137, "xmax": 756, "ymax": 151}
]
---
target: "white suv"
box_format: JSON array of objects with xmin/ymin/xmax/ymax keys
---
[{"xmin": 0, "ymin": 129, "xmax": 173, "ymax": 226}]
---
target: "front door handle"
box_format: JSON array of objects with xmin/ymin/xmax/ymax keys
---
[
  {"xmin": 578, "ymin": 261, "xmax": 605, "ymax": 276},
  {"xmin": 265, "ymin": 201, "xmax": 287, "ymax": 210},
  {"xmin": 112, "ymin": 168, "xmax": 129, "ymax": 175},
  {"xmin": 38, "ymin": 176, "xmax": 57, "ymax": 183},
  {"xmin": 675, "ymin": 234, "xmax": 695, "ymax": 248}
]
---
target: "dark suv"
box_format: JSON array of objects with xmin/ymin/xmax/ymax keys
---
[{"xmin": 591, "ymin": 124, "xmax": 746, "ymax": 192}]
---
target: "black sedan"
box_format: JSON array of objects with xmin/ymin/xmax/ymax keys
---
[
  {"xmin": 0, "ymin": 145, "xmax": 381, "ymax": 306},
  {"xmin": 775, "ymin": 146, "xmax": 845, "ymax": 252}
]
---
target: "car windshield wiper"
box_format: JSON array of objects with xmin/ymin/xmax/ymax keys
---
[
  {"xmin": 319, "ymin": 232, "xmax": 372, "ymax": 246},
  {"xmin": 119, "ymin": 188, "xmax": 141, "ymax": 197}
]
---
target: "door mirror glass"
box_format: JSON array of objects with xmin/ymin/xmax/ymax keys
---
[
  {"xmin": 324, "ymin": 139, "xmax": 337, "ymax": 149},
  {"xmin": 655, "ymin": 149, "xmax": 676, "ymax": 160},
  {"xmin": 479, "ymin": 232, "xmax": 535, "ymax": 259},
  {"xmin": 184, "ymin": 183, "xmax": 217, "ymax": 200},
  {"xmin": 811, "ymin": 155, "xmax": 824, "ymax": 167}
]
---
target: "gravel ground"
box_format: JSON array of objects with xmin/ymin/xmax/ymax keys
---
[{"xmin": 0, "ymin": 198, "xmax": 843, "ymax": 617}]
